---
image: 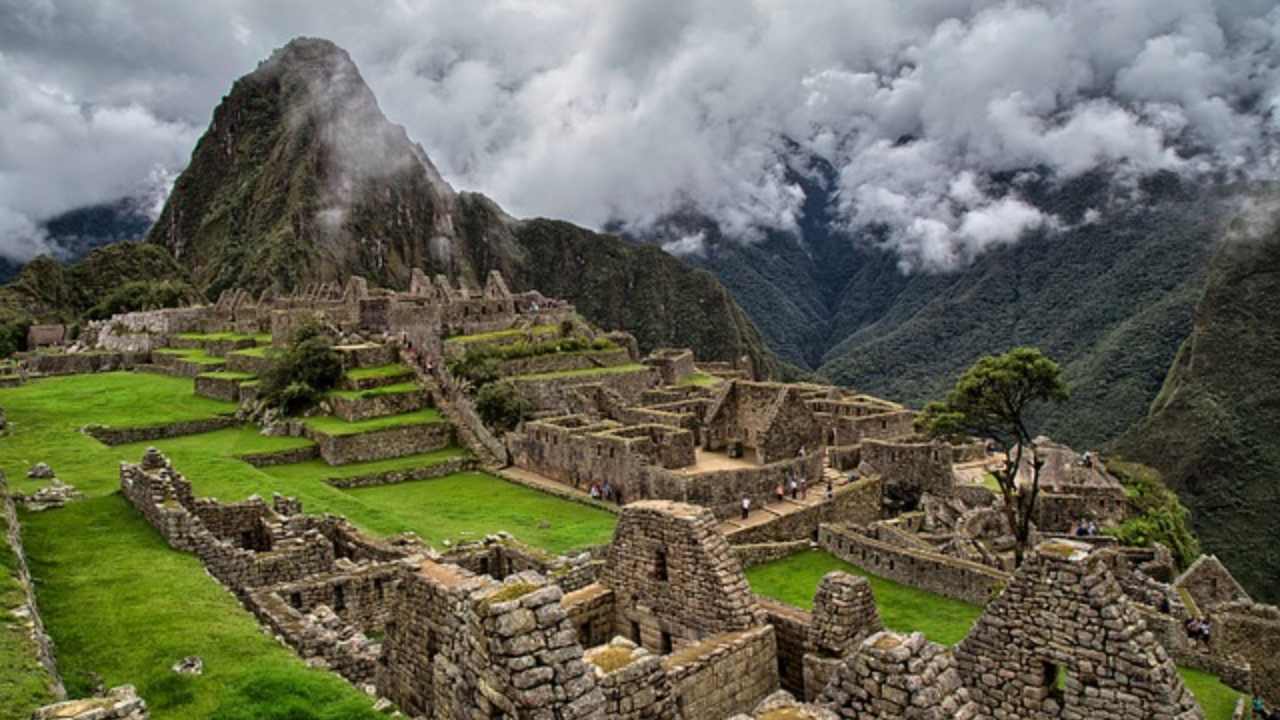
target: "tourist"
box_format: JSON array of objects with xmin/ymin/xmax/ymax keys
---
[
  {"xmin": 774, "ymin": 482, "xmax": 785, "ymax": 504},
  {"xmin": 789, "ymin": 477, "xmax": 798, "ymax": 500},
  {"xmin": 1087, "ymin": 520, "xmax": 1099, "ymax": 536},
  {"xmin": 741, "ymin": 496, "xmax": 751, "ymax": 520},
  {"xmin": 1082, "ymin": 450, "xmax": 1093, "ymax": 468},
  {"xmin": 589, "ymin": 483, "xmax": 601, "ymax": 500},
  {"xmin": 602, "ymin": 480, "xmax": 613, "ymax": 502},
  {"xmin": 1252, "ymin": 695, "xmax": 1266, "ymax": 719},
  {"xmin": 825, "ymin": 484, "xmax": 833, "ymax": 501},
  {"xmin": 799, "ymin": 477, "xmax": 808, "ymax": 500}
]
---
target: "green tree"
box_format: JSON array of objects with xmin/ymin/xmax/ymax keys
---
[
  {"xmin": 475, "ymin": 381, "xmax": 532, "ymax": 432},
  {"xmin": 916, "ymin": 347, "xmax": 1069, "ymax": 567},
  {"xmin": 260, "ymin": 323, "xmax": 344, "ymax": 415}
]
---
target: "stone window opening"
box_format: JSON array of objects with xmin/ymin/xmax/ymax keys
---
[
  {"xmin": 654, "ymin": 549, "xmax": 669, "ymax": 582},
  {"xmin": 289, "ymin": 591, "xmax": 303, "ymax": 610},
  {"xmin": 630, "ymin": 621, "xmax": 642, "ymax": 645},
  {"xmin": 375, "ymin": 577, "xmax": 385, "ymax": 601},
  {"xmin": 1041, "ymin": 660, "xmax": 1067, "ymax": 704},
  {"xmin": 334, "ymin": 583, "xmax": 347, "ymax": 613},
  {"xmin": 239, "ymin": 530, "xmax": 254, "ymax": 549},
  {"xmin": 660, "ymin": 631, "xmax": 673, "ymax": 654}
]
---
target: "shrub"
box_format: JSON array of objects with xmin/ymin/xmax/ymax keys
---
[
  {"xmin": 259, "ymin": 324, "xmax": 343, "ymax": 415},
  {"xmin": 84, "ymin": 279, "xmax": 198, "ymax": 320},
  {"xmin": 1105, "ymin": 459, "xmax": 1201, "ymax": 569},
  {"xmin": 475, "ymin": 381, "xmax": 531, "ymax": 432}
]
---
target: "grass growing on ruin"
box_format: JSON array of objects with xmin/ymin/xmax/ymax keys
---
[
  {"xmin": 1179, "ymin": 668, "xmax": 1241, "ymax": 720},
  {"xmin": 153, "ymin": 348, "xmax": 227, "ymax": 365},
  {"xmin": 745, "ymin": 549, "xmax": 983, "ymax": 646},
  {"xmin": 0, "ymin": 497, "xmax": 58, "ymax": 718},
  {"xmin": 678, "ymin": 371, "xmax": 723, "ymax": 387},
  {"xmin": 510, "ymin": 363, "xmax": 650, "ymax": 382},
  {"xmin": 227, "ymin": 345, "xmax": 278, "ymax": 359},
  {"xmin": 198, "ymin": 371, "xmax": 257, "ymax": 381},
  {"xmin": 445, "ymin": 324, "xmax": 559, "ymax": 345},
  {"xmin": 303, "ymin": 408, "xmax": 445, "ymax": 435},
  {"xmin": 327, "ymin": 381, "xmax": 422, "ymax": 400},
  {"xmin": 175, "ymin": 332, "xmax": 271, "ymax": 344},
  {"xmin": 19, "ymin": 496, "xmax": 383, "ymax": 720},
  {"xmin": 343, "ymin": 363, "xmax": 413, "ymax": 381}
]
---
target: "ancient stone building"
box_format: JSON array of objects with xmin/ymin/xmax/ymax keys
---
[
  {"xmin": 703, "ymin": 381, "xmax": 824, "ymax": 464},
  {"xmin": 818, "ymin": 631, "xmax": 977, "ymax": 719},
  {"xmin": 1175, "ymin": 554, "xmax": 1252, "ymax": 611},
  {"xmin": 955, "ymin": 540, "xmax": 1204, "ymax": 719}
]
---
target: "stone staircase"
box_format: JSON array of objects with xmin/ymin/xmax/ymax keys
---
[{"xmin": 400, "ymin": 347, "xmax": 508, "ymax": 468}]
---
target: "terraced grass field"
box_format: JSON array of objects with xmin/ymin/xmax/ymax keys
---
[
  {"xmin": 0, "ymin": 372, "xmax": 617, "ymax": 718},
  {"xmin": 745, "ymin": 549, "xmax": 1242, "ymax": 719}
]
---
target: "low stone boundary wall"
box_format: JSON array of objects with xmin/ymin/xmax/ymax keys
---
[
  {"xmin": 561, "ymin": 584, "xmax": 616, "ymax": 649},
  {"xmin": 756, "ymin": 596, "xmax": 812, "ymax": 695},
  {"xmin": 236, "ymin": 445, "xmax": 321, "ymax": 467},
  {"xmin": 512, "ymin": 366, "xmax": 659, "ymax": 411},
  {"xmin": 85, "ymin": 416, "xmax": 239, "ymax": 446},
  {"xmin": 308, "ymin": 423, "xmax": 453, "ymax": 465},
  {"xmin": 330, "ymin": 388, "xmax": 431, "ymax": 423},
  {"xmin": 663, "ymin": 625, "xmax": 779, "ymax": 720},
  {"xmin": 225, "ymin": 351, "xmax": 277, "ymax": 375},
  {"xmin": 819, "ymin": 524, "xmax": 1009, "ymax": 606},
  {"xmin": 170, "ymin": 336, "xmax": 256, "ymax": 356},
  {"xmin": 828, "ymin": 444, "xmax": 861, "ymax": 471},
  {"xmin": 25, "ymin": 351, "xmax": 147, "ymax": 376},
  {"xmin": 152, "ymin": 352, "xmax": 223, "ymax": 378},
  {"xmin": 336, "ymin": 343, "xmax": 396, "ymax": 369},
  {"xmin": 732, "ymin": 540, "xmax": 811, "ymax": 568},
  {"xmin": 725, "ymin": 477, "xmax": 882, "ymax": 545},
  {"xmin": 195, "ymin": 374, "xmax": 249, "ymax": 402},
  {"xmin": 671, "ymin": 455, "xmax": 822, "ymax": 521},
  {"xmin": 496, "ymin": 348, "xmax": 631, "ymax": 377},
  {"xmin": 2, "ymin": 472, "xmax": 65, "ymax": 704},
  {"xmin": 495, "ymin": 470, "xmax": 621, "ymax": 515},
  {"xmin": 327, "ymin": 457, "xmax": 475, "ymax": 488}
]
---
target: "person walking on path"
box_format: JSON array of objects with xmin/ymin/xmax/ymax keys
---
[
  {"xmin": 775, "ymin": 482, "xmax": 785, "ymax": 504},
  {"xmin": 741, "ymin": 496, "xmax": 751, "ymax": 520}
]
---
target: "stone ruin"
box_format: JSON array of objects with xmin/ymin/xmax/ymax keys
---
[
  {"xmin": 818, "ymin": 631, "xmax": 977, "ymax": 719},
  {"xmin": 955, "ymin": 539, "xmax": 1203, "ymax": 719}
]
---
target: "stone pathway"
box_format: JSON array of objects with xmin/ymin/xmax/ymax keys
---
[{"xmin": 716, "ymin": 492, "xmax": 826, "ymax": 535}]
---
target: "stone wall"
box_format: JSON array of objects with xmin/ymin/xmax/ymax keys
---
[
  {"xmin": 819, "ymin": 524, "xmax": 1009, "ymax": 606},
  {"xmin": 725, "ymin": 477, "xmax": 882, "ymax": 545},
  {"xmin": 307, "ymin": 422, "xmax": 452, "ymax": 465},
  {"xmin": 672, "ymin": 454, "xmax": 822, "ymax": 521},
  {"xmin": 732, "ymin": 540, "xmax": 812, "ymax": 568},
  {"xmin": 329, "ymin": 388, "xmax": 431, "ymax": 422},
  {"xmin": 84, "ymin": 416, "xmax": 239, "ymax": 446},
  {"xmin": 25, "ymin": 351, "xmax": 148, "ymax": 375},
  {"xmin": 1212, "ymin": 601, "xmax": 1280, "ymax": 706},
  {"xmin": 955, "ymin": 540, "xmax": 1204, "ymax": 720},
  {"xmin": 663, "ymin": 625, "xmax": 779, "ymax": 719},
  {"xmin": 194, "ymin": 373, "xmax": 247, "ymax": 402},
  {"xmin": 2, "ymin": 471, "xmax": 65, "ymax": 704},
  {"xmin": 601, "ymin": 501, "xmax": 763, "ymax": 653},
  {"xmin": 1175, "ymin": 555, "xmax": 1252, "ymax": 611},
  {"xmin": 235, "ymin": 445, "xmax": 321, "ymax": 468},
  {"xmin": 644, "ymin": 348, "xmax": 696, "ymax": 385},
  {"xmin": 32, "ymin": 686, "xmax": 148, "ymax": 720},
  {"xmin": 817, "ymin": 631, "xmax": 977, "ymax": 719},
  {"xmin": 512, "ymin": 366, "xmax": 660, "ymax": 412},
  {"xmin": 562, "ymin": 583, "xmax": 618, "ymax": 650},
  {"xmin": 326, "ymin": 457, "xmax": 475, "ymax": 489},
  {"xmin": 497, "ymin": 348, "xmax": 632, "ymax": 377},
  {"xmin": 704, "ymin": 381, "xmax": 824, "ymax": 465},
  {"xmin": 758, "ymin": 597, "xmax": 812, "ymax": 695},
  {"xmin": 585, "ymin": 638, "xmax": 678, "ymax": 720},
  {"xmin": 860, "ymin": 439, "xmax": 956, "ymax": 514}
]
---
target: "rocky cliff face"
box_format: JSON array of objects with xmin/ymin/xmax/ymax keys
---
[
  {"xmin": 1116, "ymin": 193, "xmax": 1280, "ymax": 601},
  {"xmin": 145, "ymin": 37, "xmax": 773, "ymax": 372}
]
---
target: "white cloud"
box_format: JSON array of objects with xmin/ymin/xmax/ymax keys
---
[{"xmin": 0, "ymin": 0, "xmax": 1277, "ymax": 269}]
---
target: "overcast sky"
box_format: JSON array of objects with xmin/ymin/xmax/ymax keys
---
[{"xmin": 1, "ymin": 0, "xmax": 1278, "ymax": 269}]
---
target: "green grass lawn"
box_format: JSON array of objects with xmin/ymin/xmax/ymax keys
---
[
  {"xmin": 678, "ymin": 371, "xmax": 723, "ymax": 387},
  {"xmin": 1180, "ymin": 668, "xmax": 1242, "ymax": 720},
  {"xmin": 20, "ymin": 497, "xmax": 383, "ymax": 720},
  {"xmin": 197, "ymin": 371, "xmax": 257, "ymax": 381},
  {"xmin": 175, "ymin": 332, "xmax": 271, "ymax": 344},
  {"xmin": 341, "ymin": 472, "xmax": 615, "ymax": 553},
  {"xmin": 303, "ymin": 409, "xmax": 444, "ymax": 436},
  {"xmin": 511, "ymin": 363, "xmax": 651, "ymax": 382},
  {"xmin": 226, "ymin": 346, "xmax": 278, "ymax": 359},
  {"xmin": 746, "ymin": 549, "xmax": 983, "ymax": 646},
  {"xmin": 327, "ymin": 382, "xmax": 422, "ymax": 400},
  {"xmin": 0, "ymin": 371, "xmax": 618, "ymax": 717},
  {"xmin": 343, "ymin": 364, "xmax": 413, "ymax": 381},
  {"xmin": 152, "ymin": 348, "xmax": 226, "ymax": 365},
  {"xmin": 445, "ymin": 324, "xmax": 559, "ymax": 345},
  {"xmin": 746, "ymin": 550, "xmax": 1242, "ymax": 719}
]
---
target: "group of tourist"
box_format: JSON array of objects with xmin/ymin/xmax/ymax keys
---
[
  {"xmin": 1184, "ymin": 617, "xmax": 1213, "ymax": 644},
  {"xmin": 1072, "ymin": 519, "xmax": 1101, "ymax": 537},
  {"xmin": 588, "ymin": 481, "xmax": 624, "ymax": 506},
  {"xmin": 1253, "ymin": 696, "xmax": 1280, "ymax": 720}
]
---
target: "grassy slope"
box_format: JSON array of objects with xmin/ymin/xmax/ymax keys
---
[
  {"xmin": 1115, "ymin": 202, "xmax": 1280, "ymax": 602},
  {"xmin": 0, "ymin": 372, "xmax": 616, "ymax": 716},
  {"xmin": 302, "ymin": 409, "xmax": 444, "ymax": 436},
  {"xmin": 745, "ymin": 549, "xmax": 982, "ymax": 646},
  {"xmin": 746, "ymin": 550, "xmax": 1240, "ymax": 718},
  {"xmin": 0, "ymin": 374, "xmax": 380, "ymax": 719},
  {"xmin": 510, "ymin": 363, "xmax": 650, "ymax": 382}
]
